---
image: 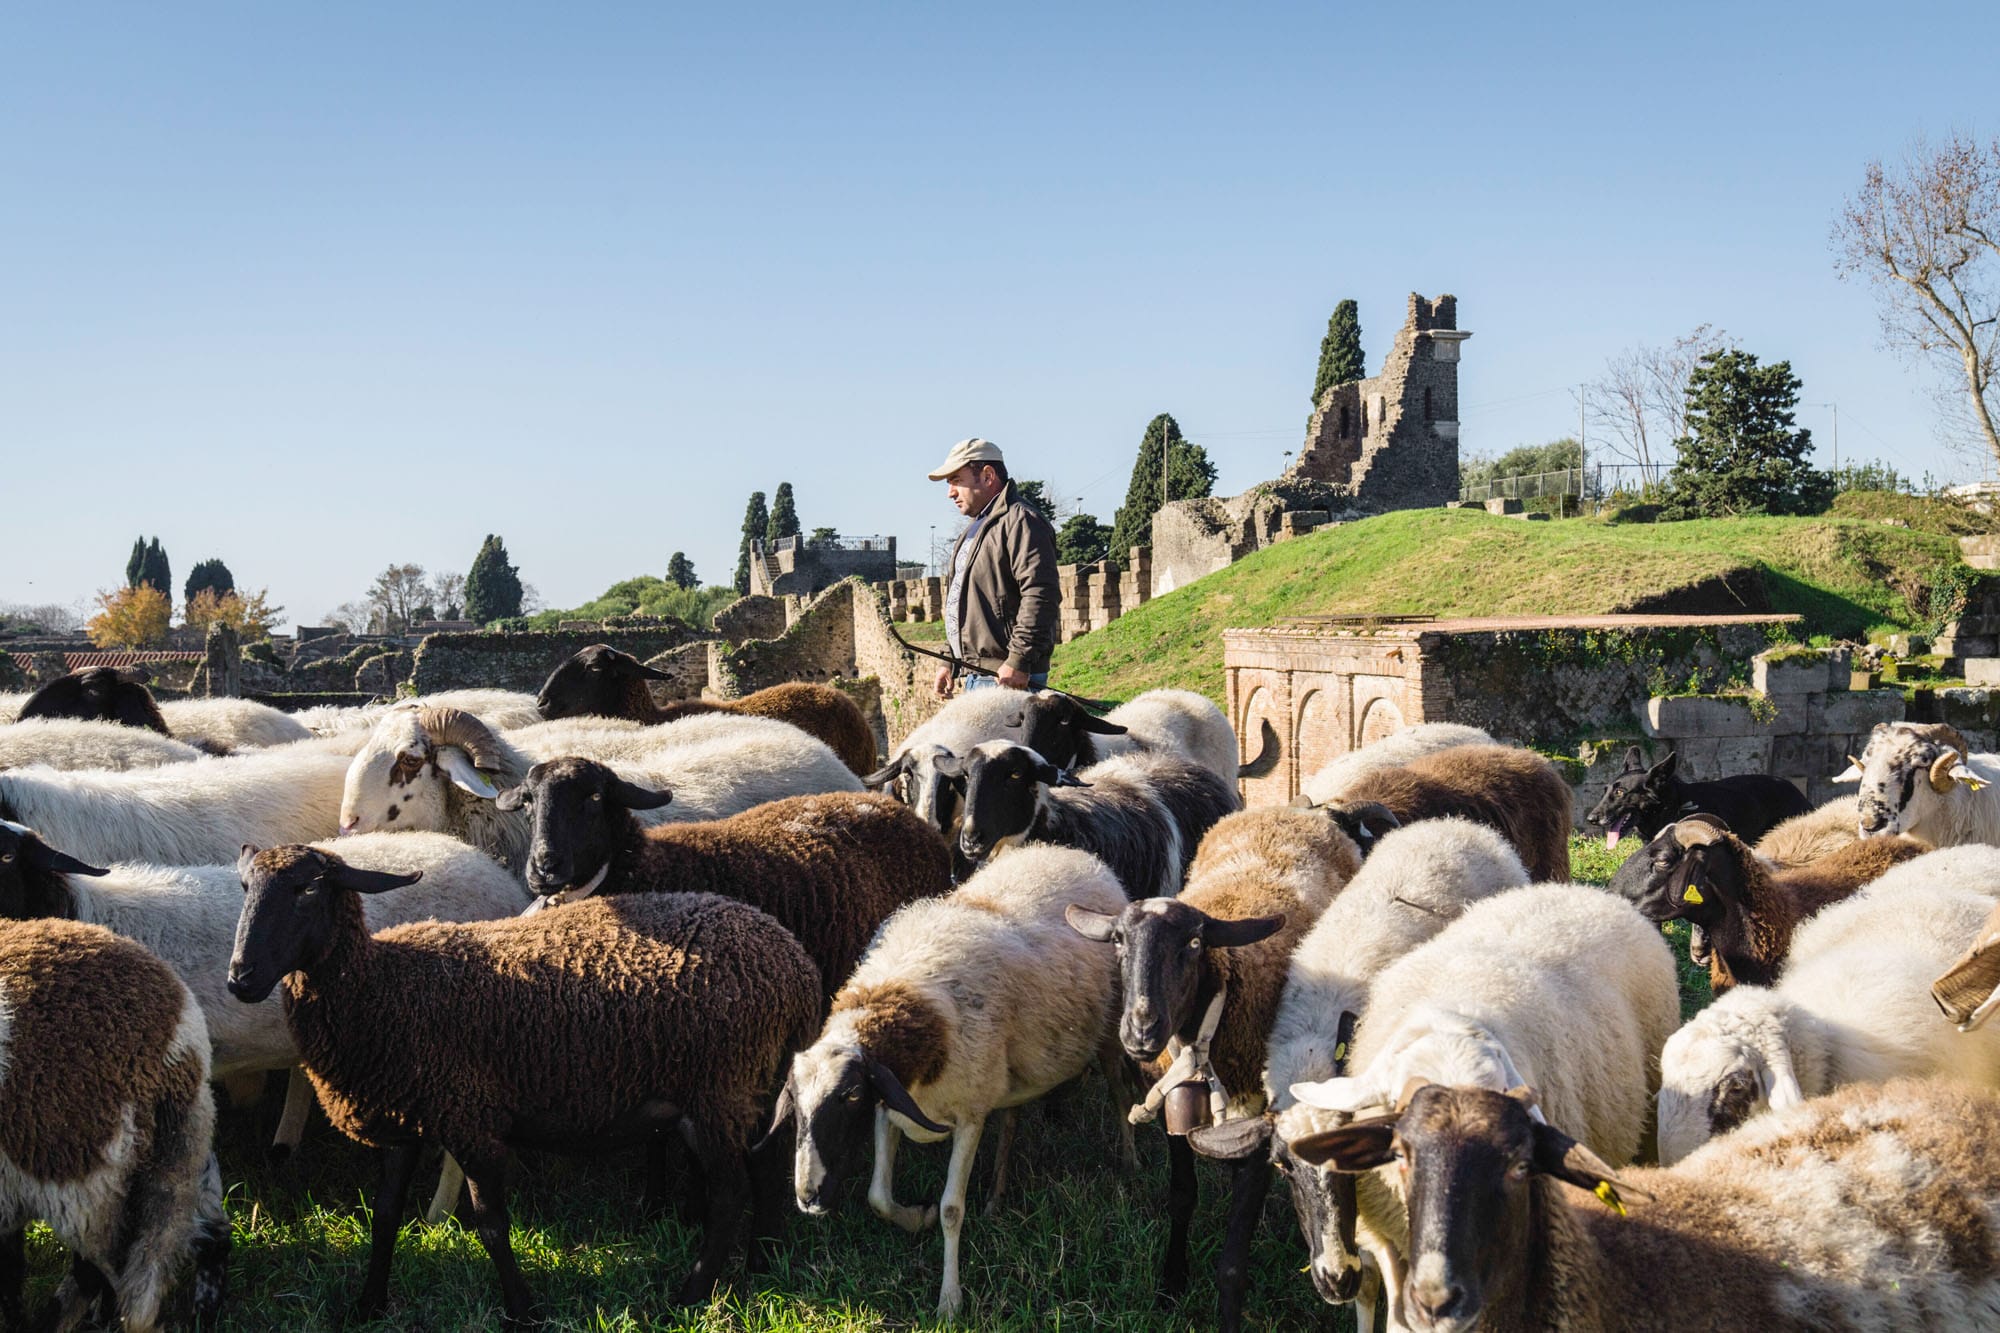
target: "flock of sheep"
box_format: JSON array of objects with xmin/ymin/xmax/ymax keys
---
[{"xmin": 4, "ymin": 650, "xmax": 2000, "ymax": 1330}]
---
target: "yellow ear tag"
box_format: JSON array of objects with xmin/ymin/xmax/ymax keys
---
[
  {"xmin": 1594, "ymin": 1181, "xmax": 1627, "ymax": 1217},
  {"xmin": 1967, "ymin": 778, "xmax": 1987, "ymax": 792},
  {"xmin": 1333, "ymin": 1042, "xmax": 1348, "ymax": 1061},
  {"xmin": 1682, "ymin": 884, "xmax": 1704, "ymax": 905}
]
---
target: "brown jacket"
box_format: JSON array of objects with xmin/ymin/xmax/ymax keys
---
[{"xmin": 946, "ymin": 481, "xmax": 1060, "ymax": 676}]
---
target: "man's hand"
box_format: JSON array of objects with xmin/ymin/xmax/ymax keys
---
[
  {"xmin": 994, "ymin": 664, "xmax": 1031, "ymax": 689},
  {"xmin": 935, "ymin": 664, "xmax": 955, "ymax": 699}
]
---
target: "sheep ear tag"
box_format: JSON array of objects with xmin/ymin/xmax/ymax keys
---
[
  {"xmin": 1594, "ymin": 1180, "xmax": 1628, "ymax": 1217},
  {"xmin": 1682, "ymin": 883, "xmax": 1704, "ymax": 905}
]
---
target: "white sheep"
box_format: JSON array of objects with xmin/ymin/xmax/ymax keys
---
[
  {"xmin": 289, "ymin": 688, "xmax": 545, "ymax": 740},
  {"xmin": 0, "ymin": 718, "xmax": 203, "ymax": 771},
  {"xmin": 0, "ymin": 747, "xmax": 350, "ymax": 866},
  {"xmin": 1299, "ymin": 722, "xmax": 1495, "ymax": 806},
  {"xmin": 1264, "ymin": 816, "xmax": 1530, "ymax": 1314},
  {"xmin": 1837, "ymin": 720, "xmax": 2000, "ymax": 846},
  {"xmin": 1658, "ymin": 845, "xmax": 2000, "ymax": 1164},
  {"xmin": 1287, "ymin": 883, "xmax": 1678, "ymax": 1333},
  {"xmin": 781, "ymin": 845, "xmax": 1128, "ymax": 1319},
  {"xmin": 156, "ymin": 697, "xmax": 311, "ymax": 750}
]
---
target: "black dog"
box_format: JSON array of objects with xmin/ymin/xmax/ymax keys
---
[{"xmin": 1587, "ymin": 746, "xmax": 1809, "ymax": 852}]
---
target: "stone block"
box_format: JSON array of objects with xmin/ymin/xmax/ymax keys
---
[
  {"xmin": 1644, "ymin": 695, "xmax": 1765, "ymax": 738},
  {"xmin": 1935, "ymin": 688, "xmax": 2000, "ymax": 732},
  {"xmin": 1752, "ymin": 651, "xmax": 1829, "ymax": 696},
  {"xmin": 1888, "ymin": 633, "xmax": 1930, "ymax": 657},
  {"xmin": 1935, "ymin": 636, "xmax": 1999, "ymax": 659},
  {"xmin": 1811, "ymin": 690, "xmax": 1906, "ymax": 733},
  {"xmin": 1965, "ymin": 659, "xmax": 2000, "ymax": 688},
  {"xmin": 1772, "ymin": 731, "xmax": 1849, "ymax": 779},
  {"xmin": 1483, "ymin": 497, "xmax": 1523, "ymax": 515},
  {"xmin": 1664, "ymin": 736, "xmax": 1772, "ymax": 782}
]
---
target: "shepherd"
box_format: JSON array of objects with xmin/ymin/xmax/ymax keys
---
[{"xmin": 927, "ymin": 438, "xmax": 1060, "ymax": 697}]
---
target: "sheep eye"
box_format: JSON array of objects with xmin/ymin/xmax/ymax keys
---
[
  {"xmin": 1187, "ymin": 936, "xmax": 1202, "ymax": 950},
  {"xmin": 589, "ymin": 793, "xmax": 601, "ymax": 802},
  {"xmin": 845, "ymin": 1088, "xmax": 863, "ymax": 1102},
  {"xmin": 1507, "ymin": 1160, "xmax": 1530, "ymax": 1181},
  {"xmin": 0, "ymin": 853, "xmax": 12, "ymax": 863}
]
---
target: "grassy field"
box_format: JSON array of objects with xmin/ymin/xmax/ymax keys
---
[
  {"xmin": 21, "ymin": 838, "xmax": 1705, "ymax": 1333},
  {"xmin": 1048, "ymin": 507, "xmax": 1968, "ymax": 705}
]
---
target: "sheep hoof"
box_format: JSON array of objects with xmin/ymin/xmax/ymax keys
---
[
  {"xmin": 266, "ymin": 1142, "xmax": 293, "ymax": 1167},
  {"xmin": 935, "ymin": 1288, "xmax": 965, "ymax": 1321},
  {"xmin": 919, "ymin": 1204, "xmax": 940, "ymax": 1230}
]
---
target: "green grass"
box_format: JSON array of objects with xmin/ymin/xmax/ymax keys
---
[
  {"xmin": 1049, "ymin": 508, "xmax": 1967, "ymax": 704},
  {"xmin": 18, "ymin": 837, "xmax": 1704, "ymax": 1331}
]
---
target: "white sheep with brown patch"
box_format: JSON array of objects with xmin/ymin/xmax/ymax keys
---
[
  {"xmin": 778, "ymin": 845, "xmax": 1128, "ymax": 1320},
  {"xmin": 1298, "ymin": 723, "xmax": 1495, "ymax": 806}
]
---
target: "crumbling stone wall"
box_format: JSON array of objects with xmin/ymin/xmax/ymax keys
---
[
  {"xmin": 713, "ymin": 595, "xmax": 788, "ymax": 644},
  {"xmin": 410, "ymin": 625, "xmax": 708, "ymax": 694}
]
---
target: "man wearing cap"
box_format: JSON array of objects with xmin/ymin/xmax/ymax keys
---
[{"xmin": 927, "ymin": 438, "xmax": 1060, "ymax": 697}]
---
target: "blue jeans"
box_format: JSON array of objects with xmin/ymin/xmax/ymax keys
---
[{"xmin": 965, "ymin": 672, "xmax": 1048, "ymax": 691}]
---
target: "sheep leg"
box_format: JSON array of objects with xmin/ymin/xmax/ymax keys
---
[
  {"xmin": 867, "ymin": 1109, "xmax": 927, "ymax": 1232},
  {"xmin": 746, "ymin": 1118, "xmax": 793, "ymax": 1273},
  {"xmin": 935, "ymin": 1115, "xmax": 986, "ymax": 1321},
  {"xmin": 1158, "ymin": 1135, "xmax": 1196, "ymax": 1302},
  {"xmin": 1100, "ymin": 1045, "xmax": 1140, "ymax": 1173},
  {"xmin": 0, "ymin": 1228, "xmax": 21, "ymax": 1328},
  {"xmin": 356, "ymin": 1141, "xmax": 421, "ymax": 1322},
  {"xmin": 676, "ymin": 1130, "xmax": 748, "ymax": 1307},
  {"xmin": 269, "ymin": 1066, "xmax": 316, "ymax": 1161},
  {"xmin": 982, "ymin": 1108, "xmax": 1018, "ymax": 1218},
  {"xmin": 52, "ymin": 1256, "xmax": 116, "ymax": 1331},
  {"xmin": 1356, "ymin": 1258, "xmax": 1382, "ymax": 1333},
  {"xmin": 462, "ymin": 1157, "xmax": 539, "ymax": 1328},
  {"xmin": 1215, "ymin": 1153, "xmax": 1272, "ymax": 1333},
  {"xmin": 424, "ymin": 1153, "xmax": 467, "ymax": 1225}
]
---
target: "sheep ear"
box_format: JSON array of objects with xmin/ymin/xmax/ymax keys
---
[
  {"xmin": 1531, "ymin": 1121, "xmax": 1650, "ymax": 1209},
  {"xmin": 866, "ymin": 1056, "xmax": 949, "ymax": 1135},
  {"xmin": 1205, "ymin": 913, "xmax": 1285, "ymax": 948},
  {"xmin": 862, "ymin": 755, "xmax": 908, "ymax": 789},
  {"xmin": 1035, "ymin": 761, "xmax": 1089, "ymax": 788},
  {"xmin": 1287, "ymin": 1113, "xmax": 1398, "ymax": 1171},
  {"xmin": 606, "ymin": 776, "xmax": 674, "ymax": 810},
  {"xmin": 1290, "ymin": 1076, "xmax": 1372, "ymax": 1114},
  {"xmin": 1002, "ymin": 711, "xmax": 1026, "ymax": 729},
  {"xmin": 1188, "ymin": 1112, "xmax": 1272, "ymax": 1161},
  {"xmin": 1948, "ymin": 760, "xmax": 1985, "ymax": 792},
  {"xmin": 1064, "ymin": 904, "xmax": 1120, "ymax": 942},
  {"xmin": 24, "ymin": 840, "xmax": 108, "ymax": 878},
  {"xmin": 930, "ymin": 752, "xmax": 965, "ymax": 779},
  {"xmin": 634, "ymin": 660, "xmax": 674, "ymax": 681},
  {"xmin": 1493, "ymin": 1057, "xmax": 1549, "ymax": 1124},
  {"xmin": 754, "ymin": 1079, "xmax": 796, "ymax": 1151},
  {"xmin": 326, "ymin": 864, "xmax": 423, "ymax": 895},
  {"xmin": 1079, "ymin": 712, "xmax": 1127, "ymax": 736},
  {"xmin": 1833, "ymin": 758, "xmax": 1863, "ymax": 782},
  {"xmin": 1760, "ymin": 1048, "xmax": 1805, "ymax": 1112},
  {"xmin": 493, "ymin": 785, "xmax": 529, "ymax": 812},
  {"xmin": 238, "ymin": 845, "xmax": 261, "ymax": 883},
  {"xmin": 437, "ymin": 748, "xmax": 500, "ymax": 800}
]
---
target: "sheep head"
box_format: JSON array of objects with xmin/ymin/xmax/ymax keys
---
[
  {"xmin": 227, "ymin": 844, "xmax": 422, "ymax": 1003},
  {"xmin": 339, "ymin": 703, "xmax": 508, "ymax": 838},
  {"xmin": 1839, "ymin": 722, "xmax": 1984, "ymax": 838},
  {"xmin": 535, "ymin": 643, "xmax": 671, "ymax": 722},
  {"xmin": 498, "ymin": 756, "xmax": 672, "ymax": 905},
  {"xmin": 1065, "ymin": 897, "xmax": 1282, "ymax": 1063}
]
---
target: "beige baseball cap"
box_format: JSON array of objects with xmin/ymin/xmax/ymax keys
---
[{"xmin": 927, "ymin": 437, "xmax": 1005, "ymax": 481}]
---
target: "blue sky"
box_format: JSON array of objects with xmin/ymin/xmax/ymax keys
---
[{"xmin": 4, "ymin": 3, "xmax": 1995, "ymax": 628}]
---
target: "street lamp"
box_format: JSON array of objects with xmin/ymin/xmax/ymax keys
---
[{"xmin": 929, "ymin": 525, "xmax": 936, "ymax": 578}]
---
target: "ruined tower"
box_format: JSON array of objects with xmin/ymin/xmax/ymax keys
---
[{"xmin": 1288, "ymin": 293, "xmax": 1470, "ymax": 510}]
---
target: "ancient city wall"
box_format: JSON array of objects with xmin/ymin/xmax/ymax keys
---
[{"xmin": 409, "ymin": 624, "xmax": 709, "ymax": 695}]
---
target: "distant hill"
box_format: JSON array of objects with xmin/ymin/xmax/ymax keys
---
[{"xmin": 1048, "ymin": 508, "xmax": 1969, "ymax": 704}]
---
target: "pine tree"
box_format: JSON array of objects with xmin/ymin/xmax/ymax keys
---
[
  {"xmin": 1055, "ymin": 513, "xmax": 1111, "ymax": 565},
  {"xmin": 185, "ymin": 558, "xmax": 235, "ymax": 606},
  {"xmin": 666, "ymin": 552, "xmax": 698, "ymax": 590},
  {"xmin": 1663, "ymin": 350, "xmax": 1834, "ymax": 519},
  {"xmin": 735, "ymin": 491, "xmax": 769, "ymax": 595},
  {"xmin": 766, "ymin": 482, "xmax": 800, "ymax": 545},
  {"xmin": 1312, "ymin": 299, "xmax": 1365, "ymax": 410},
  {"xmin": 464, "ymin": 535, "xmax": 524, "ymax": 624},
  {"xmin": 125, "ymin": 537, "xmax": 147, "ymax": 589},
  {"xmin": 1106, "ymin": 414, "xmax": 1218, "ymax": 558}
]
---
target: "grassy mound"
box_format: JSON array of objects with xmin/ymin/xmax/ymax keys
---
[
  {"xmin": 1829, "ymin": 489, "xmax": 2000, "ymax": 537},
  {"xmin": 1050, "ymin": 508, "xmax": 1968, "ymax": 704}
]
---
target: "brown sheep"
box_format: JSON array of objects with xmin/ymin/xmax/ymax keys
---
[
  {"xmin": 500, "ymin": 757, "xmax": 952, "ymax": 996},
  {"xmin": 536, "ymin": 644, "xmax": 878, "ymax": 774},
  {"xmin": 1333, "ymin": 743, "xmax": 1573, "ymax": 883}
]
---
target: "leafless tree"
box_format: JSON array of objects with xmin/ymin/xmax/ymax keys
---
[
  {"xmin": 366, "ymin": 563, "xmax": 430, "ymax": 635},
  {"xmin": 1834, "ymin": 132, "xmax": 2000, "ymax": 467},
  {"xmin": 324, "ymin": 600, "xmax": 377, "ymax": 635},
  {"xmin": 1587, "ymin": 325, "xmax": 1729, "ymax": 487},
  {"xmin": 429, "ymin": 571, "xmax": 467, "ymax": 620},
  {"xmin": 0, "ymin": 601, "xmax": 86, "ymax": 633}
]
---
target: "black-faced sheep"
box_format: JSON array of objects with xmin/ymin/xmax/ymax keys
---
[
  {"xmin": 778, "ymin": 845, "xmax": 1127, "ymax": 1320},
  {"xmin": 1292, "ymin": 1079, "xmax": 2000, "ymax": 1332},
  {"xmin": 948, "ymin": 742, "xmax": 1239, "ymax": 896},
  {"xmin": 0, "ymin": 917, "xmax": 227, "ymax": 1332},
  {"xmin": 227, "ymin": 845, "xmax": 820, "ymax": 1323},
  {"xmin": 1585, "ymin": 745, "xmax": 1810, "ymax": 848},
  {"xmin": 1013, "ymin": 687, "xmax": 1277, "ymax": 784},
  {"xmin": 499, "ymin": 757, "xmax": 950, "ymax": 995},
  {"xmin": 1657, "ymin": 851, "xmax": 2000, "ymax": 1163},
  {"xmin": 536, "ymin": 644, "xmax": 879, "ymax": 774},
  {"xmin": 1065, "ymin": 806, "xmax": 1364, "ymax": 1333},
  {"xmin": 1616, "ymin": 814, "xmax": 1930, "ymax": 991},
  {"xmin": 1837, "ymin": 720, "xmax": 2000, "ymax": 845},
  {"xmin": 13, "ymin": 666, "xmax": 170, "ymax": 734},
  {"xmin": 1304, "ymin": 742, "xmax": 1573, "ymax": 883}
]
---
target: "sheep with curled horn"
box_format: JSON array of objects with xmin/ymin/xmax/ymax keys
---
[
  {"xmin": 1613, "ymin": 812, "xmax": 1929, "ymax": 992},
  {"xmin": 536, "ymin": 644, "xmax": 880, "ymax": 775},
  {"xmin": 1836, "ymin": 720, "xmax": 2000, "ymax": 846}
]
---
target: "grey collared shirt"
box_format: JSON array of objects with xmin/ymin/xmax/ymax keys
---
[{"xmin": 944, "ymin": 502, "xmax": 993, "ymax": 661}]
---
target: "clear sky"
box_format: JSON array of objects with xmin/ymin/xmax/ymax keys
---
[{"xmin": 4, "ymin": 3, "xmax": 1995, "ymax": 629}]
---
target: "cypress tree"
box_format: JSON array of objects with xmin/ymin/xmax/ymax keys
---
[
  {"xmin": 185, "ymin": 558, "xmax": 235, "ymax": 605},
  {"xmin": 135, "ymin": 538, "xmax": 171, "ymax": 606},
  {"xmin": 464, "ymin": 535, "xmax": 524, "ymax": 624},
  {"xmin": 735, "ymin": 491, "xmax": 769, "ymax": 595},
  {"xmin": 666, "ymin": 552, "xmax": 698, "ymax": 590},
  {"xmin": 1312, "ymin": 298, "xmax": 1364, "ymax": 410},
  {"xmin": 766, "ymin": 482, "xmax": 800, "ymax": 544},
  {"xmin": 1106, "ymin": 414, "xmax": 1218, "ymax": 558},
  {"xmin": 125, "ymin": 536, "xmax": 147, "ymax": 589}
]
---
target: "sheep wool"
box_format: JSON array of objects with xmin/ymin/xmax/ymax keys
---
[{"xmin": 1335, "ymin": 743, "xmax": 1573, "ymax": 882}]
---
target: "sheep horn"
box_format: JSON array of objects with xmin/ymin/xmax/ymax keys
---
[
  {"xmin": 416, "ymin": 707, "xmax": 503, "ymax": 770},
  {"xmin": 1913, "ymin": 723, "xmax": 1972, "ymax": 758},
  {"xmin": 1931, "ymin": 748, "xmax": 1962, "ymax": 794},
  {"xmin": 1672, "ymin": 817, "xmax": 1727, "ymax": 848}
]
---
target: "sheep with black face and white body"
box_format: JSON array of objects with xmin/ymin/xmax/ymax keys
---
[
  {"xmin": 0, "ymin": 916, "xmax": 228, "ymax": 1332},
  {"xmin": 778, "ymin": 845, "xmax": 1127, "ymax": 1320},
  {"xmin": 0, "ymin": 746, "xmax": 351, "ymax": 867},
  {"xmin": 1263, "ymin": 817, "xmax": 1530, "ymax": 1320},
  {"xmin": 227, "ymin": 843, "xmax": 820, "ymax": 1324},
  {"xmin": 1837, "ymin": 721, "xmax": 2000, "ymax": 845},
  {"xmin": 1657, "ymin": 847, "xmax": 2000, "ymax": 1164},
  {"xmin": 1014, "ymin": 688, "xmax": 1278, "ymax": 785},
  {"xmin": 863, "ymin": 688, "xmax": 1048, "ymax": 837},
  {"xmin": 1284, "ymin": 883, "xmax": 1680, "ymax": 1333},
  {"xmin": 1065, "ymin": 805, "xmax": 1366, "ymax": 1333},
  {"xmin": 947, "ymin": 741, "xmax": 1238, "ymax": 897},
  {"xmin": 338, "ymin": 703, "xmax": 861, "ymax": 872}
]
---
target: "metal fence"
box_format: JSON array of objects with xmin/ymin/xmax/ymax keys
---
[{"xmin": 1458, "ymin": 463, "xmax": 1669, "ymax": 506}]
